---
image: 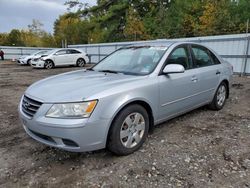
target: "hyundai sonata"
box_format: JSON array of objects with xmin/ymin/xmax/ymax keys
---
[{"xmin": 19, "ymin": 42, "xmax": 233, "ymax": 155}]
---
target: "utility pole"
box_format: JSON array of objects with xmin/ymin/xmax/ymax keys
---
[
  {"xmin": 61, "ymin": 40, "xmax": 64, "ymax": 48},
  {"xmin": 65, "ymin": 39, "xmax": 67, "ymax": 48},
  {"xmin": 246, "ymin": 19, "xmax": 249, "ymax": 34},
  {"xmin": 242, "ymin": 19, "xmax": 249, "ymax": 76}
]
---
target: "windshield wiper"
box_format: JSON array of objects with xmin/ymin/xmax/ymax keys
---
[{"xmin": 98, "ymin": 70, "xmax": 119, "ymax": 74}]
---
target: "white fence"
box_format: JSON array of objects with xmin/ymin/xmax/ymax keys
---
[
  {"xmin": 0, "ymin": 46, "xmax": 54, "ymax": 60},
  {"xmin": 1, "ymin": 33, "xmax": 250, "ymax": 74},
  {"xmin": 70, "ymin": 34, "xmax": 250, "ymax": 75}
]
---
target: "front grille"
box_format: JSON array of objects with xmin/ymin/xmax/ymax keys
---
[{"xmin": 22, "ymin": 95, "xmax": 42, "ymax": 118}]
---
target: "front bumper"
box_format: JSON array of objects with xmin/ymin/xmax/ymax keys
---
[
  {"xmin": 18, "ymin": 97, "xmax": 110, "ymax": 152},
  {"xmin": 31, "ymin": 60, "xmax": 45, "ymax": 68}
]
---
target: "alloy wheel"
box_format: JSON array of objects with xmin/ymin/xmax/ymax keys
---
[
  {"xmin": 120, "ymin": 112, "xmax": 145, "ymax": 148},
  {"xmin": 217, "ymin": 84, "xmax": 226, "ymax": 106},
  {"xmin": 77, "ymin": 59, "xmax": 85, "ymax": 67},
  {"xmin": 45, "ymin": 61, "xmax": 53, "ymax": 69}
]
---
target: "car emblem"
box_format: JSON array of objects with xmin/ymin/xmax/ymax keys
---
[{"xmin": 24, "ymin": 102, "xmax": 30, "ymax": 109}]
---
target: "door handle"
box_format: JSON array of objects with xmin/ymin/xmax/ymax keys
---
[
  {"xmin": 216, "ymin": 70, "xmax": 221, "ymax": 75},
  {"xmin": 191, "ymin": 76, "xmax": 198, "ymax": 82}
]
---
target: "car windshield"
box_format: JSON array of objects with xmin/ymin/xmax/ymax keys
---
[
  {"xmin": 31, "ymin": 51, "xmax": 42, "ymax": 56},
  {"xmin": 35, "ymin": 51, "xmax": 48, "ymax": 55},
  {"xmin": 39, "ymin": 49, "xmax": 55, "ymax": 55},
  {"xmin": 93, "ymin": 46, "xmax": 167, "ymax": 75}
]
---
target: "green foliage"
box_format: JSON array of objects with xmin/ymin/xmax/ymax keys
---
[
  {"xmin": 1, "ymin": 0, "xmax": 250, "ymax": 47},
  {"xmin": 124, "ymin": 7, "xmax": 149, "ymax": 40},
  {"xmin": 0, "ymin": 20, "xmax": 56, "ymax": 47},
  {"xmin": 63, "ymin": 0, "xmax": 250, "ymax": 43},
  {"xmin": 6, "ymin": 29, "xmax": 24, "ymax": 46}
]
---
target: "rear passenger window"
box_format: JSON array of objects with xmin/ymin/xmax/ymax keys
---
[
  {"xmin": 191, "ymin": 46, "xmax": 213, "ymax": 67},
  {"xmin": 166, "ymin": 47, "xmax": 190, "ymax": 69},
  {"xmin": 68, "ymin": 50, "xmax": 81, "ymax": 54},
  {"xmin": 209, "ymin": 51, "xmax": 221, "ymax": 65}
]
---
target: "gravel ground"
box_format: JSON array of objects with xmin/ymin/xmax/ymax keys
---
[{"xmin": 0, "ymin": 61, "xmax": 250, "ymax": 188}]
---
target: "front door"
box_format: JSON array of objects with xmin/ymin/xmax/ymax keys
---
[
  {"xmin": 54, "ymin": 49, "xmax": 68, "ymax": 65},
  {"xmin": 158, "ymin": 45, "xmax": 200, "ymax": 121}
]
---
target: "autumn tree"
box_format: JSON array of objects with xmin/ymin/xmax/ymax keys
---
[
  {"xmin": 2, "ymin": 0, "xmax": 250, "ymax": 47},
  {"xmin": 124, "ymin": 7, "xmax": 149, "ymax": 41}
]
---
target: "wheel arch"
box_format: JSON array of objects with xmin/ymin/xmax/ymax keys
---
[
  {"xmin": 77, "ymin": 57, "xmax": 86, "ymax": 62},
  {"xmin": 105, "ymin": 99, "xmax": 154, "ymax": 147},
  {"xmin": 45, "ymin": 59, "xmax": 55, "ymax": 66},
  {"xmin": 221, "ymin": 79, "xmax": 229, "ymax": 98}
]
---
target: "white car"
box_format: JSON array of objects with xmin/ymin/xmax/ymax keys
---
[
  {"xmin": 17, "ymin": 50, "xmax": 49, "ymax": 65},
  {"xmin": 31, "ymin": 48, "xmax": 89, "ymax": 69}
]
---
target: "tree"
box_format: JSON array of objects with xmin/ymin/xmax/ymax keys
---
[
  {"xmin": 0, "ymin": 33, "xmax": 8, "ymax": 46},
  {"xmin": 124, "ymin": 7, "xmax": 149, "ymax": 40},
  {"xmin": 28, "ymin": 19, "xmax": 45, "ymax": 36},
  {"xmin": 6, "ymin": 29, "xmax": 24, "ymax": 46},
  {"xmin": 2, "ymin": 0, "xmax": 250, "ymax": 47}
]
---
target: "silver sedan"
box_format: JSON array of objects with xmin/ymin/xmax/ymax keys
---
[{"xmin": 19, "ymin": 42, "xmax": 233, "ymax": 155}]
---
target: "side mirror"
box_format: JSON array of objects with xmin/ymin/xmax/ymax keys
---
[{"xmin": 163, "ymin": 64, "xmax": 185, "ymax": 74}]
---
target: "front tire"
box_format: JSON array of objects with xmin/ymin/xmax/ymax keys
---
[
  {"xmin": 27, "ymin": 59, "xmax": 31, "ymax": 66},
  {"xmin": 107, "ymin": 104, "xmax": 149, "ymax": 156},
  {"xmin": 209, "ymin": 82, "xmax": 228, "ymax": 110},
  {"xmin": 76, "ymin": 58, "xmax": 86, "ymax": 67},
  {"xmin": 44, "ymin": 60, "xmax": 54, "ymax": 69}
]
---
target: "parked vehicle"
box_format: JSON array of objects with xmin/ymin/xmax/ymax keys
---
[
  {"xmin": 17, "ymin": 50, "xmax": 49, "ymax": 65},
  {"xmin": 31, "ymin": 48, "xmax": 89, "ymax": 69},
  {"xmin": 30, "ymin": 50, "xmax": 51, "ymax": 62},
  {"xmin": 19, "ymin": 42, "xmax": 233, "ymax": 155}
]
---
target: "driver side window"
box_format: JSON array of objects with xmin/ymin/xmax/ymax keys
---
[
  {"xmin": 166, "ymin": 47, "xmax": 190, "ymax": 69},
  {"xmin": 55, "ymin": 50, "xmax": 67, "ymax": 56}
]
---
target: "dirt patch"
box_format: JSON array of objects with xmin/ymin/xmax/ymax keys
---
[{"xmin": 0, "ymin": 61, "xmax": 249, "ymax": 187}]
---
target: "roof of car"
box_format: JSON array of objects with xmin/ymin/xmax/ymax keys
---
[
  {"xmin": 125, "ymin": 41, "xmax": 175, "ymax": 48},
  {"xmin": 124, "ymin": 41, "xmax": 208, "ymax": 49}
]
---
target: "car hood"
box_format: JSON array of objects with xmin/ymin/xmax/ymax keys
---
[
  {"xmin": 25, "ymin": 70, "xmax": 143, "ymax": 103},
  {"xmin": 19, "ymin": 56, "xmax": 27, "ymax": 59}
]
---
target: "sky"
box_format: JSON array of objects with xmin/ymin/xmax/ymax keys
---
[{"xmin": 0, "ymin": 0, "xmax": 96, "ymax": 34}]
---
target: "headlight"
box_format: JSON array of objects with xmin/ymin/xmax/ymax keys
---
[{"xmin": 46, "ymin": 100, "xmax": 97, "ymax": 118}]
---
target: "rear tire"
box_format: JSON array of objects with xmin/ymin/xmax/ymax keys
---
[
  {"xmin": 76, "ymin": 58, "xmax": 86, "ymax": 67},
  {"xmin": 44, "ymin": 60, "xmax": 54, "ymax": 69},
  {"xmin": 107, "ymin": 104, "xmax": 149, "ymax": 156},
  {"xmin": 209, "ymin": 82, "xmax": 228, "ymax": 110}
]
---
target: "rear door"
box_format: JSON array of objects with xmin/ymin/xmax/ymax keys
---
[
  {"xmin": 67, "ymin": 49, "xmax": 82, "ymax": 65},
  {"xmin": 190, "ymin": 44, "xmax": 221, "ymax": 103},
  {"xmin": 158, "ymin": 45, "xmax": 201, "ymax": 120}
]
